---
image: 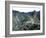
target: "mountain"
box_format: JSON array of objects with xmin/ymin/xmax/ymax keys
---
[
  {"xmin": 12, "ymin": 10, "xmax": 40, "ymax": 31},
  {"xmin": 12, "ymin": 10, "xmax": 40, "ymax": 17}
]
